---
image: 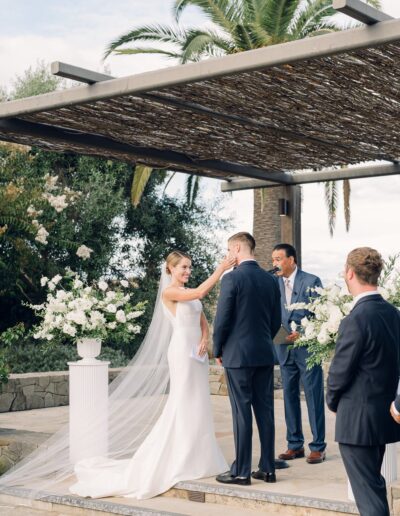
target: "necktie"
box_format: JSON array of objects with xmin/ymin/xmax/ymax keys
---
[{"xmin": 284, "ymin": 278, "xmax": 292, "ymax": 305}]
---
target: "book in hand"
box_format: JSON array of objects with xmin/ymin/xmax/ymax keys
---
[
  {"xmin": 273, "ymin": 325, "xmax": 290, "ymax": 345},
  {"xmin": 190, "ymin": 343, "xmax": 208, "ymax": 363}
]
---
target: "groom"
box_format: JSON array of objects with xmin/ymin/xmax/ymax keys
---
[{"xmin": 213, "ymin": 232, "xmax": 281, "ymax": 485}]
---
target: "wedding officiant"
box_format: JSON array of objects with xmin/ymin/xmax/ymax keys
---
[{"xmin": 271, "ymin": 244, "xmax": 327, "ymax": 464}]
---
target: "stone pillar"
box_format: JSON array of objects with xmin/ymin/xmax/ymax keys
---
[{"xmin": 253, "ymin": 185, "xmax": 302, "ymax": 268}]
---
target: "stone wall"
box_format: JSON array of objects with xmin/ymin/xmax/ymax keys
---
[
  {"xmin": 0, "ymin": 366, "xmax": 283, "ymax": 413},
  {"xmin": 0, "ymin": 369, "xmax": 122, "ymax": 413}
]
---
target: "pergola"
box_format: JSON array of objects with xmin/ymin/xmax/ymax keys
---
[{"xmin": 0, "ymin": 0, "xmax": 399, "ymax": 263}]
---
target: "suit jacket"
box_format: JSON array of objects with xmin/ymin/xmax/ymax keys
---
[
  {"xmin": 326, "ymin": 294, "xmax": 400, "ymax": 445},
  {"xmin": 275, "ymin": 269, "xmax": 322, "ymax": 366},
  {"xmin": 212, "ymin": 261, "xmax": 281, "ymax": 368}
]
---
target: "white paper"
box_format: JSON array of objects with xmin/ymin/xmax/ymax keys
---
[{"xmin": 190, "ymin": 343, "xmax": 207, "ymax": 363}]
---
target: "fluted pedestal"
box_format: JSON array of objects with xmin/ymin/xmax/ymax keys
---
[
  {"xmin": 68, "ymin": 360, "xmax": 110, "ymax": 463},
  {"xmin": 348, "ymin": 443, "xmax": 397, "ymax": 501}
]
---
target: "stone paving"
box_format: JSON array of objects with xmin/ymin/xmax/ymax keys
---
[{"xmin": 0, "ymin": 394, "xmax": 399, "ymax": 515}]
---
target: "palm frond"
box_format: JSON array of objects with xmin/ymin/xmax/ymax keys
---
[
  {"xmin": 289, "ymin": 0, "xmax": 336, "ymax": 40},
  {"xmin": 104, "ymin": 24, "xmax": 188, "ymax": 59},
  {"xmin": 112, "ymin": 48, "xmax": 183, "ymax": 59},
  {"xmin": 343, "ymin": 179, "xmax": 351, "ymax": 232},
  {"xmin": 324, "ymin": 181, "xmax": 337, "ymax": 237},
  {"xmin": 262, "ymin": 0, "xmax": 301, "ymax": 41},
  {"xmin": 181, "ymin": 29, "xmax": 234, "ymax": 62},
  {"xmin": 131, "ymin": 165, "xmax": 153, "ymax": 207},
  {"xmin": 174, "ymin": 0, "xmax": 238, "ymax": 30}
]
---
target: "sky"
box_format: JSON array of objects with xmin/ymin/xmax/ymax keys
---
[{"xmin": 0, "ymin": 0, "xmax": 399, "ymax": 281}]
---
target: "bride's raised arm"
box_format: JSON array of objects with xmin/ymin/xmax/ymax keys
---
[{"xmin": 163, "ymin": 256, "xmax": 235, "ymax": 302}]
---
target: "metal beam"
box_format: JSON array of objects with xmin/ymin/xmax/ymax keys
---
[
  {"xmin": 1, "ymin": 17, "xmax": 400, "ymax": 118},
  {"xmin": 51, "ymin": 62, "xmax": 113, "ymax": 84},
  {"xmin": 0, "ymin": 117, "xmax": 292, "ymax": 183},
  {"xmin": 221, "ymin": 162, "xmax": 400, "ymax": 191},
  {"xmin": 333, "ymin": 0, "xmax": 393, "ymax": 25}
]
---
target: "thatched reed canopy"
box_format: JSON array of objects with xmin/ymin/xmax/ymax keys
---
[{"xmin": 1, "ymin": 14, "xmax": 400, "ymax": 187}]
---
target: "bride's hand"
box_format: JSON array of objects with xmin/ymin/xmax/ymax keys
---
[
  {"xmin": 198, "ymin": 339, "xmax": 208, "ymax": 357},
  {"xmin": 218, "ymin": 255, "xmax": 236, "ymax": 272}
]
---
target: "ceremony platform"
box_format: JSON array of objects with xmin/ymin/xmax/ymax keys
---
[{"xmin": 1, "ymin": 396, "xmax": 400, "ymax": 515}]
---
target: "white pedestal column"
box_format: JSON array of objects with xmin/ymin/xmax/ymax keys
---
[
  {"xmin": 68, "ymin": 360, "xmax": 110, "ymax": 464},
  {"xmin": 348, "ymin": 444, "xmax": 397, "ymax": 501}
]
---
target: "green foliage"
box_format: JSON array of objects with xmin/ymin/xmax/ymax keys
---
[
  {"xmin": 0, "ymin": 147, "xmax": 131, "ymax": 330},
  {"xmin": 10, "ymin": 61, "xmax": 62, "ymax": 100},
  {"xmin": 122, "ymin": 175, "xmax": 231, "ymax": 356},
  {"xmin": 105, "ymin": 0, "xmax": 381, "ymax": 61}
]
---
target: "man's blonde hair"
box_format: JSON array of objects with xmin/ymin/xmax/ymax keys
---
[
  {"xmin": 346, "ymin": 247, "xmax": 383, "ymax": 286},
  {"xmin": 228, "ymin": 232, "xmax": 256, "ymax": 253}
]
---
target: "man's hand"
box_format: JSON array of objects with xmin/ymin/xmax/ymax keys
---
[
  {"xmin": 216, "ymin": 357, "xmax": 223, "ymax": 366},
  {"xmin": 286, "ymin": 331, "xmax": 300, "ymax": 343},
  {"xmin": 390, "ymin": 402, "xmax": 400, "ymax": 424}
]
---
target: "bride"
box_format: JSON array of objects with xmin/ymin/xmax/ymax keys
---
[
  {"xmin": 0, "ymin": 251, "xmax": 234, "ymax": 500},
  {"xmin": 69, "ymin": 250, "xmax": 234, "ymax": 499}
]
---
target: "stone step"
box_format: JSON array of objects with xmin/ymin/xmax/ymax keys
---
[
  {"xmin": 0, "ymin": 483, "xmax": 358, "ymax": 516},
  {"xmin": 166, "ymin": 479, "xmax": 359, "ymax": 516}
]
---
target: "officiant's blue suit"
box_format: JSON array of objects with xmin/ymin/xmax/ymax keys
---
[
  {"xmin": 275, "ymin": 269, "xmax": 326, "ymax": 453},
  {"xmin": 213, "ymin": 261, "xmax": 281, "ymax": 477}
]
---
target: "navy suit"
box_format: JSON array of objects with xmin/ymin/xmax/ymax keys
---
[
  {"xmin": 276, "ymin": 269, "xmax": 326, "ymax": 453},
  {"xmin": 213, "ymin": 261, "xmax": 281, "ymax": 477},
  {"xmin": 327, "ymin": 294, "xmax": 400, "ymax": 516}
]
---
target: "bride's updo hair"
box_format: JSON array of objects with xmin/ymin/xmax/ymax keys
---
[{"xmin": 165, "ymin": 251, "xmax": 192, "ymax": 275}]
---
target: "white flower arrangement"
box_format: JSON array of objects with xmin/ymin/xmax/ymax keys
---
[
  {"xmin": 76, "ymin": 245, "xmax": 93, "ymax": 260},
  {"xmin": 288, "ymin": 258, "xmax": 400, "ymax": 369},
  {"xmin": 31, "ymin": 269, "xmax": 146, "ymax": 344}
]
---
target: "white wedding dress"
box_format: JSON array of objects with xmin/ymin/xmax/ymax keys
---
[{"xmin": 69, "ymin": 296, "xmax": 228, "ymax": 499}]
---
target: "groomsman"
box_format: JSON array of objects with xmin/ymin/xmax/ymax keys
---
[
  {"xmin": 327, "ymin": 247, "xmax": 400, "ymax": 516},
  {"xmin": 271, "ymin": 244, "xmax": 326, "ymax": 464}
]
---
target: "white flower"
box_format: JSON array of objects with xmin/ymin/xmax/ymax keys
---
[
  {"xmin": 98, "ymin": 280, "xmax": 108, "ymax": 291},
  {"xmin": 44, "ymin": 174, "xmax": 58, "ymax": 191},
  {"xmin": 62, "ymin": 323, "xmax": 76, "ymax": 337},
  {"xmin": 128, "ymin": 324, "xmax": 141, "ymax": 334},
  {"xmin": 378, "ymin": 286, "xmax": 390, "ymax": 300},
  {"xmin": 107, "ymin": 321, "xmax": 117, "ymax": 330},
  {"xmin": 106, "ymin": 304, "xmax": 117, "ymax": 313},
  {"xmin": 106, "ymin": 291, "xmax": 116, "ymax": 300},
  {"xmin": 290, "ymin": 321, "xmax": 297, "ymax": 332},
  {"xmin": 40, "ymin": 277, "xmax": 49, "ymax": 287},
  {"xmin": 48, "ymin": 282, "xmax": 56, "ymax": 291},
  {"xmin": 127, "ymin": 310, "xmax": 144, "ymax": 320},
  {"xmin": 116, "ymin": 310, "xmax": 126, "ymax": 323},
  {"xmin": 89, "ymin": 311, "xmax": 106, "ymax": 328},
  {"xmin": 51, "ymin": 274, "xmax": 62, "ymax": 285},
  {"xmin": 120, "ymin": 280, "xmax": 129, "ymax": 288},
  {"xmin": 317, "ymin": 323, "xmax": 330, "ymax": 345},
  {"xmin": 50, "ymin": 301, "xmax": 67, "ymax": 313},
  {"xmin": 76, "ymin": 245, "xmax": 93, "ymax": 260},
  {"xmin": 42, "ymin": 193, "xmax": 68, "ymax": 212},
  {"xmin": 66, "ymin": 310, "xmax": 87, "ymax": 326},
  {"xmin": 35, "ymin": 226, "xmax": 49, "ymax": 245},
  {"xmin": 73, "ymin": 279, "xmax": 83, "ymax": 289}
]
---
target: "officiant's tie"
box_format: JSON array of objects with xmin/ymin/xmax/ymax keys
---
[{"xmin": 284, "ymin": 278, "xmax": 292, "ymax": 305}]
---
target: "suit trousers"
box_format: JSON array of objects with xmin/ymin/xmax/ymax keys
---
[
  {"xmin": 225, "ymin": 366, "xmax": 274, "ymax": 477},
  {"xmin": 281, "ymin": 348, "xmax": 326, "ymax": 452},
  {"xmin": 339, "ymin": 443, "xmax": 389, "ymax": 516}
]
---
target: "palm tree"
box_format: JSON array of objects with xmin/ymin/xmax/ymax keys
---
[{"xmin": 106, "ymin": 0, "xmax": 380, "ymax": 233}]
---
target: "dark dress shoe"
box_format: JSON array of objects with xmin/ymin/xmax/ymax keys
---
[
  {"xmin": 251, "ymin": 470, "xmax": 276, "ymax": 483},
  {"xmin": 306, "ymin": 451, "xmax": 326, "ymax": 464},
  {"xmin": 216, "ymin": 472, "xmax": 251, "ymax": 485},
  {"xmin": 278, "ymin": 448, "xmax": 305, "ymax": 460},
  {"xmin": 274, "ymin": 458, "xmax": 289, "ymax": 469}
]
